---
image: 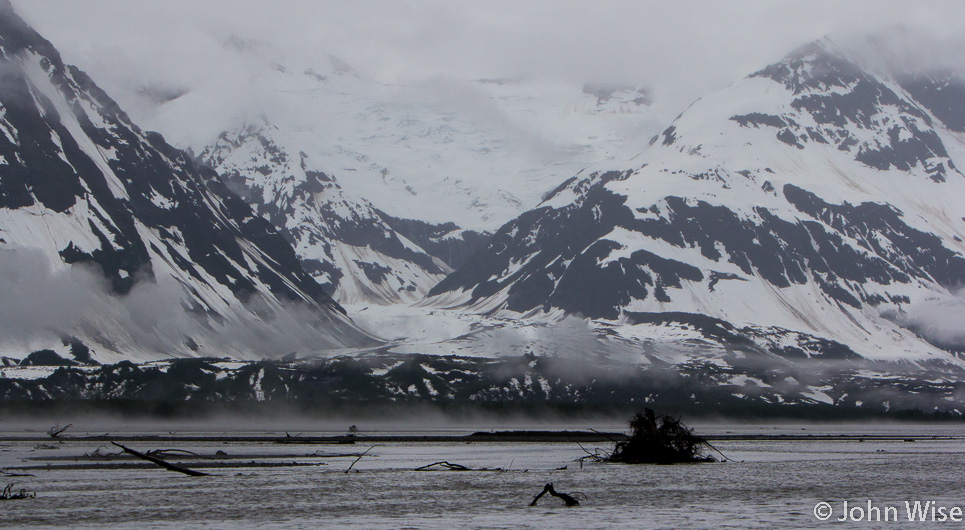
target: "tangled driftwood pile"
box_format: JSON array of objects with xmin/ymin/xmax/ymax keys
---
[{"xmin": 583, "ymin": 409, "xmax": 715, "ymax": 465}]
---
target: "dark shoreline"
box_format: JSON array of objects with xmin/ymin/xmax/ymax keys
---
[
  {"xmin": 5, "ymin": 354, "xmax": 965, "ymax": 421},
  {"xmin": 2, "ymin": 398, "xmax": 964, "ymax": 422}
]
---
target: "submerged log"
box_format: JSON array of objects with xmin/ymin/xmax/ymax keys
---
[
  {"xmin": 111, "ymin": 442, "xmax": 209, "ymax": 476},
  {"xmin": 0, "ymin": 483, "xmax": 35, "ymax": 500},
  {"xmin": 529, "ymin": 483, "xmax": 579, "ymax": 507},
  {"xmin": 415, "ymin": 461, "xmax": 473, "ymax": 471},
  {"xmin": 414, "ymin": 461, "xmax": 503, "ymax": 471}
]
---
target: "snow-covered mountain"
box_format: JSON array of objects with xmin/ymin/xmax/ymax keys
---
[
  {"xmin": 4, "ymin": 0, "xmax": 965, "ymax": 414},
  {"xmin": 428, "ymin": 40, "xmax": 965, "ymax": 366},
  {"xmin": 199, "ymin": 121, "xmax": 452, "ymax": 304},
  {"xmin": 0, "ymin": 1, "xmax": 375, "ymax": 361},
  {"xmin": 128, "ymin": 40, "xmax": 655, "ymax": 304},
  {"xmin": 144, "ymin": 44, "xmax": 655, "ymax": 233}
]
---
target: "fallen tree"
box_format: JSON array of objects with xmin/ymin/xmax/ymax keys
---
[
  {"xmin": 111, "ymin": 442, "xmax": 209, "ymax": 476},
  {"xmin": 598, "ymin": 409, "xmax": 715, "ymax": 464}
]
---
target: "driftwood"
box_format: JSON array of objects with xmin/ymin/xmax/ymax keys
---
[
  {"xmin": 0, "ymin": 483, "xmax": 35, "ymax": 500},
  {"xmin": 345, "ymin": 445, "xmax": 376, "ymax": 473},
  {"xmin": 47, "ymin": 424, "xmax": 72, "ymax": 438},
  {"xmin": 576, "ymin": 442, "xmax": 610, "ymax": 467},
  {"xmin": 415, "ymin": 461, "xmax": 470, "ymax": 471},
  {"xmin": 9, "ymin": 461, "xmax": 322, "ymax": 472},
  {"xmin": 529, "ymin": 483, "xmax": 579, "ymax": 507},
  {"xmin": 414, "ymin": 461, "xmax": 506, "ymax": 471},
  {"xmin": 146, "ymin": 449, "xmax": 202, "ymax": 459},
  {"xmin": 111, "ymin": 442, "xmax": 209, "ymax": 476},
  {"xmin": 85, "ymin": 446, "xmax": 124, "ymax": 458},
  {"xmin": 0, "ymin": 469, "xmax": 35, "ymax": 477},
  {"xmin": 29, "ymin": 450, "xmax": 358, "ymax": 463},
  {"xmin": 314, "ymin": 450, "xmax": 367, "ymax": 458}
]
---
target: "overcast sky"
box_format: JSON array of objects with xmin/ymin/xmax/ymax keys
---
[{"xmin": 13, "ymin": 0, "xmax": 965, "ymax": 130}]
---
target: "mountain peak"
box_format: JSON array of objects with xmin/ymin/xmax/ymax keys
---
[
  {"xmin": 0, "ymin": 0, "xmax": 60, "ymax": 62},
  {"xmin": 751, "ymin": 39, "xmax": 866, "ymax": 95}
]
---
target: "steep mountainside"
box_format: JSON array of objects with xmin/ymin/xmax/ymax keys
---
[
  {"xmin": 0, "ymin": 1, "xmax": 375, "ymax": 361},
  {"xmin": 429, "ymin": 40, "xmax": 965, "ymax": 365},
  {"xmin": 199, "ymin": 122, "xmax": 453, "ymax": 304}
]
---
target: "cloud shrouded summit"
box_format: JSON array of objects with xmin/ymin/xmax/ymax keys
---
[{"xmin": 12, "ymin": 1, "xmax": 965, "ymax": 143}]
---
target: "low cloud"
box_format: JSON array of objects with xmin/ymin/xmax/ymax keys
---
[
  {"xmin": 13, "ymin": 0, "xmax": 965, "ymax": 147},
  {"xmin": 0, "ymin": 247, "xmax": 111, "ymax": 342},
  {"xmin": 902, "ymin": 288, "xmax": 965, "ymax": 350},
  {"xmin": 0, "ymin": 248, "xmax": 362, "ymax": 361}
]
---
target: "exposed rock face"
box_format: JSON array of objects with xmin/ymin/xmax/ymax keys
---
[{"xmin": 200, "ymin": 122, "xmax": 460, "ymax": 304}]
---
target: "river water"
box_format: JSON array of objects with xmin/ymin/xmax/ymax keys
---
[{"xmin": 2, "ymin": 423, "xmax": 964, "ymax": 528}]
